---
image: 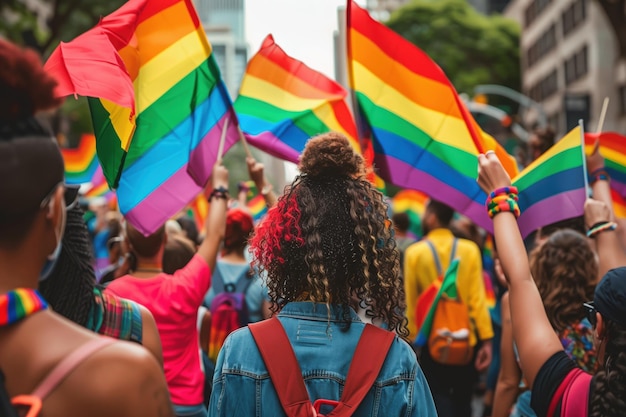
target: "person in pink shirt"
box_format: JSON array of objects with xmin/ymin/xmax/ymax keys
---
[{"xmin": 106, "ymin": 162, "xmax": 229, "ymax": 417}]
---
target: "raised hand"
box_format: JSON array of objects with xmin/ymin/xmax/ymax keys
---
[{"xmin": 477, "ymin": 151, "xmax": 513, "ymax": 195}]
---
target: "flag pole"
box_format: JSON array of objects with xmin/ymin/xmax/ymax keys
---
[
  {"xmin": 217, "ymin": 116, "xmax": 229, "ymax": 162},
  {"xmin": 238, "ymin": 127, "xmax": 253, "ymax": 159},
  {"xmin": 596, "ymin": 97, "xmax": 610, "ymax": 134},
  {"xmin": 579, "ymin": 119, "xmax": 591, "ymax": 197}
]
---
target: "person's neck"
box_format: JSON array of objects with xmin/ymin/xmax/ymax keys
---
[
  {"xmin": 0, "ymin": 248, "xmax": 45, "ymax": 294},
  {"xmin": 220, "ymin": 250, "xmax": 247, "ymax": 263},
  {"xmin": 133, "ymin": 257, "xmax": 163, "ymax": 275}
]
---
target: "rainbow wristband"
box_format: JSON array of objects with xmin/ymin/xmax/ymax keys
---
[
  {"xmin": 489, "ymin": 186, "xmax": 519, "ymax": 200},
  {"xmin": 588, "ymin": 168, "xmax": 610, "ymax": 185},
  {"xmin": 586, "ymin": 221, "xmax": 617, "ymax": 238}
]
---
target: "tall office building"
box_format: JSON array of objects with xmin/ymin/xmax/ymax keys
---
[
  {"xmin": 504, "ymin": 0, "xmax": 626, "ymax": 135},
  {"xmin": 194, "ymin": 0, "xmax": 247, "ymax": 98}
]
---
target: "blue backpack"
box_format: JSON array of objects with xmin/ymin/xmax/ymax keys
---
[{"xmin": 207, "ymin": 265, "xmax": 254, "ymax": 362}]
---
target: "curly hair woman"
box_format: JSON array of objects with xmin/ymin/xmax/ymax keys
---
[
  {"xmin": 207, "ymin": 133, "xmax": 437, "ymax": 417},
  {"xmin": 493, "ymin": 230, "xmax": 598, "ymax": 417},
  {"xmin": 479, "ymin": 151, "xmax": 626, "ymax": 417}
]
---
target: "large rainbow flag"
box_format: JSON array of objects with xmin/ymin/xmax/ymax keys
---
[
  {"xmin": 512, "ymin": 126, "xmax": 587, "ymax": 237},
  {"xmin": 584, "ymin": 132, "xmax": 626, "ymax": 218},
  {"xmin": 61, "ymin": 134, "xmax": 99, "ymax": 185},
  {"xmin": 347, "ymin": 1, "xmax": 517, "ymax": 231},
  {"xmin": 235, "ymin": 34, "xmax": 360, "ymax": 163},
  {"xmin": 45, "ymin": 0, "xmax": 239, "ymax": 235}
]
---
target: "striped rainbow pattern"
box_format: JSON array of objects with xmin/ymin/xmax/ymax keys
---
[
  {"xmin": 391, "ymin": 189, "xmax": 428, "ymax": 238},
  {"xmin": 85, "ymin": 165, "xmax": 117, "ymax": 204},
  {"xmin": 0, "ymin": 289, "xmax": 48, "ymax": 325},
  {"xmin": 187, "ymin": 194, "xmax": 209, "ymax": 231},
  {"xmin": 347, "ymin": 1, "xmax": 517, "ymax": 232},
  {"xmin": 235, "ymin": 34, "xmax": 361, "ymax": 164},
  {"xmin": 512, "ymin": 126, "xmax": 587, "ymax": 238},
  {"xmin": 45, "ymin": 0, "xmax": 239, "ymax": 235},
  {"xmin": 247, "ymin": 195, "xmax": 268, "ymax": 223},
  {"xmin": 61, "ymin": 134, "xmax": 99, "ymax": 185},
  {"xmin": 584, "ymin": 132, "xmax": 626, "ymax": 218}
]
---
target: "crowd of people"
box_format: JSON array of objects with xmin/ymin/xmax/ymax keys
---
[{"xmin": 2, "ymin": 37, "xmax": 626, "ymax": 417}]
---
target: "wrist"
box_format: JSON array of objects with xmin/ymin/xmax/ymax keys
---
[
  {"xmin": 260, "ymin": 182, "xmax": 273, "ymax": 196},
  {"xmin": 208, "ymin": 185, "xmax": 229, "ymax": 202}
]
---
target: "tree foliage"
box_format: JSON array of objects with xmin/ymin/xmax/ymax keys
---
[
  {"xmin": 0, "ymin": 0, "xmax": 124, "ymax": 56},
  {"xmin": 385, "ymin": 0, "xmax": 521, "ymax": 95}
]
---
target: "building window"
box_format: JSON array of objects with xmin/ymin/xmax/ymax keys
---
[
  {"xmin": 620, "ymin": 86, "xmax": 626, "ymax": 115},
  {"xmin": 564, "ymin": 45, "xmax": 588, "ymax": 85},
  {"xmin": 525, "ymin": 0, "xmax": 553, "ymax": 28},
  {"xmin": 526, "ymin": 23, "xmax": 557, "ymax": 69},
  {"xmin": 562, "ymin": 0, "xmax": 587, "ymax": 37},
  {"xmin": 528, "ymin": 69, "xmax": 559, "ymax": 102}
]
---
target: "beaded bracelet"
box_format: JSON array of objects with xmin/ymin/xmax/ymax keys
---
[
  {"xmin": 586, "ymin": 221, "xmax": 617, "ymax": 238},
  {"xmin": 588, "ymin": 168, "xmax": 610, "ymax": 185},
  {"xmin": 209, "ymin": 186, "xmax": 229, "ymax": 202},
  {"xmin": 486, "ymin": 186, "xmax": 520, "ymax": 219},
  {"xmin": 489, "ymin": 186, "xmax": 519, "ymax": 200}
]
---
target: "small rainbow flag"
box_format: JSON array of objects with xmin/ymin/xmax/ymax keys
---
[
  {"xmin": 45, "ymin": 0, "xmax": 240, "ymax": 235},
  {"xmin": 512, "ymin": 126, "xmax": 587, "ymax": 238},
  {"xmin": 391, "ymin": 189, "xmax": 428, "ymax": 238},
  {"xmin": 584, "ymin": 132, "xmax": 626, "ymax": 218},
  {"xmin": 247, "ymin": 195, "xmax": 268, "ymax": 223},
  {"xmin": 347, "ymin": 1, "xmax": 517, "ymax": 232},
  {"xmin": 235, "ymin": 34, "xmax": 361, "ymax": 163},
  {"xmin": 186, "ymin": 194, "xmax": 209, "ymax": 231},
  {"xmin": 61, "ymin": 134, "xmax": 99, "ymax": 185},
  {"xmin": 85, "ymin": 165, "xmax": 116, "ymax": 204}
]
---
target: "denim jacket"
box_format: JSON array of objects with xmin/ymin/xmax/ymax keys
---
[{"xmin": 208, "ymin": 302, "xmax": 437, "ymax": 417}]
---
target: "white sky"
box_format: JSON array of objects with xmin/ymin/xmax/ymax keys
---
[{"xmin": 244, "ymin": 0, "xmax": 366, "ymax": 80}]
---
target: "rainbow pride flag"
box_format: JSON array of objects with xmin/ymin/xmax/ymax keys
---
[
  {"xmin": 235, "ymin": 34, "xmax": 360, "ymax": 163},
  {"xmin": 45, "ymin": 0, "xmax": 239, "ymax": 235},
  {"xmin": 61, "ymin": 134, "xmax": 99, "ymax": 185},
  {"xmin": 347, "ymin": 1, "xmax": 517, "ymax": 232},
  {"xmin": 85, "ymin": 165, "xmax": 116, "ymax": 204},
  {"xmin": 512, "ymin": 126, "xmax": 587, "ymax": 238},
  {"xmin": 187, "ymin": 194, "xmax": 209, "ymax": 231},
  {"xmin": 391, "ymin": 189, "xmax": 428, "ymax": 238},
  {"xmin": 242, "ymin": 181, "xmax": 268, "ymax": 222},
  {"xmin": 584, "ymin": 132, "xmax": 626, "ymax": 218}
]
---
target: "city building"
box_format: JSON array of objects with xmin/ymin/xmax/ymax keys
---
[
  {"xmin": 194, "ymin": 0, "xmax": 247, "ymax": 98},
  {"xmin": 504, "ymin": 0, "xmax": 626, "ymax": 136}
]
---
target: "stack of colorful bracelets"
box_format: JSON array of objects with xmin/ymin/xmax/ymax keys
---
[
  {"xmin": 588, "ymin": 168, "xmax": 610, "ymax": 185},
  {"xmin": 209, "ymin": 186, "xmax": 229, "ymax": 202},
  {"xmin": 586, "ymin": 221, "xmax": 618, "ymax": 238},
  {"xmin": 486, "ymin": 186, "xmax": 521, "ymax": 219}
]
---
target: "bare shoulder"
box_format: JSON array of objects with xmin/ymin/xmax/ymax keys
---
[{"xmin": 57, "ymin": 340, "xmax": 174, "ymax": 417}]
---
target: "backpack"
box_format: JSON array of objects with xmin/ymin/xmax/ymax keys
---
[
  {"xmin": 415, "ymin": 239, "xmax": 473, "ymax": 366},
  {"xmin": 547, "ymin": 368, "xmax": 591, "ymax": 417},
  {"xmin": 207, "ymin": 264, "xmax": 254, "ymax": 363},
  {"xmin": 249, "ymin": 317, "xmax": 394, "ymax": 417}
]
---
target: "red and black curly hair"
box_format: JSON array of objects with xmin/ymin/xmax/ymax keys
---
[{"xmin": 249, "ymin": 132, "xmax": 408, "ymax": 337}]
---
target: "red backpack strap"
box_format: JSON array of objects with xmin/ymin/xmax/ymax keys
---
[
  {"xmin": 327, "ymin": 324, "xmax": 394, "ymax": 417},
  {"xmin": 546, "ymin": 368, "xmax": 591, "ymax": 417},
  {"xmin": 249, "ymin": 317, "xmax": 315, "ymax": 417}
]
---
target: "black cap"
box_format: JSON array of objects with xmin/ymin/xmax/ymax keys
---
[{"xmin": 594, "ymin": 267, "xmax": 626, "ymax": 328}]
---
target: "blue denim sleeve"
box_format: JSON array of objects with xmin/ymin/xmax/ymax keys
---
[{"xmin": 411, "ymin": 364, "xmax": 438, "ymax": 417}]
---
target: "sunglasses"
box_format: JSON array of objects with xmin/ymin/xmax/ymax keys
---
[
  {"xmin": 583, "ymin": 301, "xmax": 597, "ymax": 327},
  {"xmin": 39, "ymin": 182, "xmax": 80, "ymax": 211}
]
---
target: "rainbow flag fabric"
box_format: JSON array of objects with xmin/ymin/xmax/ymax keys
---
[
  {"xmin": 45, "ymin": 0, "xmax": 239, "ymax": 235},
  {"xmin": 512, "ymin": 126, "xmax": 587, "ymax": 238},
  {"xmin": 235, "ymin": 34, "xmax": 361, "ymax": 164},
  {"xmin": 347, "ymin": 1, "xmax": 517, "ymax": 232},
  {"xmin": 391, "ymin": 189, "xmax": 428, "ymax": 238},
  {"xmin": 584, "ymin": 132, "xmax": 626, "ymax": 217},
  {"xmin": 61, "ymin": 134, "xmax": 99, "ymax": 185}
]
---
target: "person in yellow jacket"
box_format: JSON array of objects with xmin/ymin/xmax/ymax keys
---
[{"xmin": 404, "ymin": 199, "xmax": 493, "ymax": 417}]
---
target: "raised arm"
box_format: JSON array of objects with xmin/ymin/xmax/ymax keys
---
[
  {"xmin": 477, "ymin": 152, "xmax": 563, "ymax": 388},
  {"xmin": 247, "ymin": 157, "xmax": 277, "ymax": 208},
  {"xmin": 492, "ymin": 291, "xmax": 521, "ymax": 417},
  {"xmin": 585, "ymin": 198, "xmax": 626, "ymax": 277},
  {"xmin": 197, "ymin": 162, "xmax": 229, "ymax": 272}
]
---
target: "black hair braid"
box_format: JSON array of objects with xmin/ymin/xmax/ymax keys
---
[
  {"xmin": 590, "ymin": 320, "xmax": 626, "ymax": 417},
  {"xmin": 39, "ymin": 205, "xmax": 97, "ymax": 327}
]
